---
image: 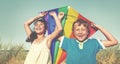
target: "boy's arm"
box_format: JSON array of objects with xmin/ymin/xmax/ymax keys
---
[{"xmin": 92, "ymin": 24, "xmax": 118, "ymax": 47}]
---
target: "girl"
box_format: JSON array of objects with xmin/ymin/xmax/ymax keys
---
[{"xmin": 24, "ymin": 11, "xmax": 64, "ymax": 64}]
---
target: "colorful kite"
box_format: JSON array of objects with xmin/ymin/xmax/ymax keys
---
[{"xmin": 42, "ymin": 6, "xmax": 98, "ymax": 64}]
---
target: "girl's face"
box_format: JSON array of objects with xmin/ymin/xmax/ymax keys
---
[
  {"xmin": 34, "ymin": 21, "xmax": 46, "ymax": 34},
  {"xmin": 73, "ymin": 23, "xmax": 88, "ymax": 42}
]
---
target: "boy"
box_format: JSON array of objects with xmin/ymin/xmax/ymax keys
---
[{"xmin": 59, "ymin": 19, "xmax": 118, "ymax": 64}]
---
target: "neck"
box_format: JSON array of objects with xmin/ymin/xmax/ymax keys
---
[
  {"xmin": 77, "ymin": 39, "xmax": 88, "ymax": 43},
  {"xmin": 37, "ymin": 34, "xmax": 45, "ymax": 39},
  {"xmin": 34, "ymin": 34, "xmax": 45, "ymax": 44}
]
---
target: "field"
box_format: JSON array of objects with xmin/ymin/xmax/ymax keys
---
[
  {"xmin": 0, "ymin": 39, "xmax": 120, "ymax": 64},
  {"xmin": 0, "ymin": 39, "xmax": 27, "ymax": 64}
]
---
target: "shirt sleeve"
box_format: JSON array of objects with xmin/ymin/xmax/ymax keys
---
[
  {"xmin": 59, "ymin": 36, "xmax": 70, "ymax": 52},
  {"xmin": 96, "ymin": 39, "xmax": 105, "ymax": 49},
  {"xmin": 94, "ymin": 38, "xmax": 105, "ymax": 53}
]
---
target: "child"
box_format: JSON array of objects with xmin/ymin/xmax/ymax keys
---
[
  {"xmin": 24, "ymin": 11, "xmax": 64, "ymax": 64},
  {"xmin": 59, "ymin": 19, "xmax": 118, "ymax": 64}
]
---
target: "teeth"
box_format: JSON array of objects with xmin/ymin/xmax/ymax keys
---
[
  {"xmin": 79, "ymin": 35, "xmax": 84, "ymax": 37},
  {"xmin": 36, "ymin": 28, "xmax": 41, "ymax": 30}
]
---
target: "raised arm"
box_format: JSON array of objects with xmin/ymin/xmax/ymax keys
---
[
  {"xmin": 92, "ymin": 23, "xmax": 118, "ymax": 47},
  {"xmin": 24, "ymin": 12, "xmax": 47, "ymax": 37},
  {"xmin": 48, "ymin": 11, "xmax": 64, "ymax": 42}
]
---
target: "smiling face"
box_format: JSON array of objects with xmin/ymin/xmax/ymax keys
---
[
  {"xmin": 72, "ymin": 19, "xmax": 90, "ymax": 42},
  {"xmin": 34, "ymin": 21, "xmax": 47, "ymax": 35}
]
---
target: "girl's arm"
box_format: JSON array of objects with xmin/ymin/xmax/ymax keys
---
[
  {"xmin": 47, "ymin": 11, "xmax": 64, "ymax": 45},
  {"xmin": 24, "ymin": 12, "xmax": 47, "ymax": 37},
  {"xmin": 92, "ymin": 23, "xmax": 118, "ymax": 47}
]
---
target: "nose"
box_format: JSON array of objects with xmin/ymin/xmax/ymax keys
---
[
  {"xmin": 38, "ymin": 25, "xmax": 40, "ymax": 27},
  {"xmin": 78, "ymin": 29, "xmax": 83, "ymax": 34}
]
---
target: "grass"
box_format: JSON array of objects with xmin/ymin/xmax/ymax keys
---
[
  {"xmin": 96, "ymin": 43, "xmax": 120, "ymax": 64},
  {"xmin": 0, "ymin": 39, "xmax": 27, "ymax": 64},
  {"xmin": 0, "ymin": 37, "xmax": 120, "ymax": 64}
]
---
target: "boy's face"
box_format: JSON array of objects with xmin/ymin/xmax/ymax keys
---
[{"xmin": 73, "ymin": 23, "xmax": 88, "ymax": 42}]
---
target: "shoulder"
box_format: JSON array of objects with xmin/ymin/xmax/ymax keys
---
[
  {"xmin": 59, "ymin": 36, "xmax": 74, "ymax": 47},
  {"xmin": 61, "ymin": 36, "xmax": 74, "ymax": 42},
  {"xmin": 88, "ymin": 38, "xmax": 98, "ymax": 42},
  {"xmin": 45, "ymin": 35, "xmax": 53, "ymax": 41},
  {"xmin": 88, "ymin": 38, "xmax": 105, "ymax": 49},
  {"xmin": 86, "ymin": 38, "xmax": 101, "ymax": 45},
  {"xmin": 87, "ymin": 37, "xmax": 103, "ymax": 41}
]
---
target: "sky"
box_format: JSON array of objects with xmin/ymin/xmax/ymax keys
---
[{"xmin": 0, "ymin": 0, "xmax": 120, "ymax": 50}]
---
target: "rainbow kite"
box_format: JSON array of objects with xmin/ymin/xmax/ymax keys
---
[{"xmin": 43, "ymin": 6, "xmax": 98, "ymax": 64}]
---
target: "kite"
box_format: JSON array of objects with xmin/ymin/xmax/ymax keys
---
[{"xmin": 42, "ymin": 6, "xmax": 98, "ymax": 64}]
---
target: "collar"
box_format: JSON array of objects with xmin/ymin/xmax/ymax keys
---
[
  {"xmin": 76, "ymin": 39, "xmax": 88, "ymax": 44},
  {"xmin": 76, "ymin": 39, "xmax": 88, "ymax": 49}
]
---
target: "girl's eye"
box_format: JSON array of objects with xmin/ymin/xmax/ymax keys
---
[{"xmin": 35, "ymin": 24, "xmax": 39, "ymax": 26}]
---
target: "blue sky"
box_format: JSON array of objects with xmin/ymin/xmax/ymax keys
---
[{"xmin": 0, "ymin": 0, "xmax": 120, "ymax": 49}]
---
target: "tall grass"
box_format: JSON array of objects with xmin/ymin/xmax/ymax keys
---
[
  {"xmin": 0, "ymin": 39, "xmax": 27, "ymax": 64},
  {"xmin": 97, "ymin": 43, "xmax": 120, "ymax": 64}
]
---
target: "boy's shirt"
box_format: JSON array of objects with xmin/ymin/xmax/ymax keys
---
[{"xmin": 60, "ymin": 36, "xmax": 105, "ymax": 64}]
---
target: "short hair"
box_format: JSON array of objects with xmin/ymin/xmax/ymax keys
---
[{"xmin": 72, "ymin": 19, "xmax": 90, "ymax": 34}]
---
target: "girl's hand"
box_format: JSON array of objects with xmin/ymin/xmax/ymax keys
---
[
  {"xmin": 49, "ymin": 11, "xmax": 57, "ymax": 17},
  {"xmin": 38, "ymin": 11, "xmax": 48, "ymax": 18},
  {"xmin": 58, "ymin": 12, "xmax": 64, "ymax": 20}
]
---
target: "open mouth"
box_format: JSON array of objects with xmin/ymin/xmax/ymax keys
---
[
  {"xmin": 35, "ymin": 27, "xmax": 42, "ymax": 31},
  {"xmin": 78, "ymin": 35, "xmax": 84, "ymax": 38}
]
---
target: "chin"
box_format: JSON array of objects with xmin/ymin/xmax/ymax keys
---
[
  {"xmin": 79, "ymin": 40, "xmax": 85, "ymax": 42},
  {"xmin": 78, "ymin": 38, "xmax": 87, "ymax": 42},
  {"xmin": 35, "ymin": 30, "xmax": 42, "ymax": 33},
  {"xmin": 35, "ymin": 31, "xmax": 41, "ymax": 34}
]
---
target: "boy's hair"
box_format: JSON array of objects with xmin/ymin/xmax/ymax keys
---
[
  {"xmin": 72, "ymin": 19, "xmax": 90, "ymax": 36},
  {"xmin": 26, "ymin": 17, "xmax": 47, "ymax": 43}
]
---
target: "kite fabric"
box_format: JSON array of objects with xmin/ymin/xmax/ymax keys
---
[{"xmin": 42, "ymin": 6, "xmax": 98, "ymax": 64}]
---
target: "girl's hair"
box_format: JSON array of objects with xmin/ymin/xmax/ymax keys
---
[
  {"xmin": 26, "ymin": 17, "xmax": 47, "ymax": 43},
  {"xmin": 34, "ymin": 17, "xmax": 47, "ymax": 30},
  {"xmin": 72, "ymin": 19, "xmax": 90, "ymax": 37},
  {"xmin": 26, "ymin": 31, "xmax": 37, "ymax": 43}
]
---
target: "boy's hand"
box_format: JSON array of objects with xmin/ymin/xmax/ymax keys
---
[{"xmin": 91, "ymin": 22, "xmax": 99, "ymax": 30}]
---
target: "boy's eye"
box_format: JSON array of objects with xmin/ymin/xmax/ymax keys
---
[
  {"xmin": 75, "ymin": 29, "xmax": 86, "ymax": 31},
  {"xmin": 81, "ymin": 29, "xmax": 86, "ymax": 31},
  {"xmin": 76, "ymin": 29, "xmax": 80, "ymax": 31}
]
